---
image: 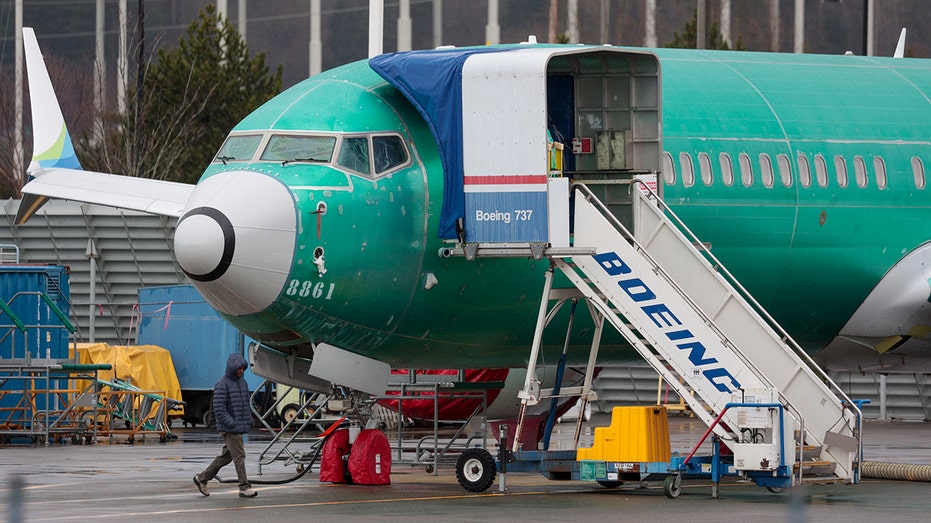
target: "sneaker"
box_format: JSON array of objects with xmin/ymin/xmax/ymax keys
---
[
  {"xmin": 239, "ymin": 488, "xmax": 258, "ymax": 498},
  {"xmin": 193, "ymin": 475, "xmax": 209, "ymax": 497}
]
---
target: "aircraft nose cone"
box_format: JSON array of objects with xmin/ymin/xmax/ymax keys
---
[
  {"xmin": 175, "ymin": 207, "xmax": 235, "ymax": 282},
  {"xmin": 175, "ymin": 171, "xmax": 296, "ymax": 316}
]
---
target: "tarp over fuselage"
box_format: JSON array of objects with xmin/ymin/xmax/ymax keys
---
[{"xmin": 369, "ymin": 47, "xmax": 518, "ymax": 240}]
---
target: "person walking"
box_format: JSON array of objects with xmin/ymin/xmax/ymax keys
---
[{"xmin": 193, "ymin": 353, "xmax": 257, "ymax": 498}]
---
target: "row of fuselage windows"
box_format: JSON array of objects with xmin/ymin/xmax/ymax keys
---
[{"xmin": 663, "ymin": 151, "xmax": 928, "ymax": 190}]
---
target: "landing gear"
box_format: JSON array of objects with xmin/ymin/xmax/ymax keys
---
[{"xmin": 455, "ymin": 448, "xmax": 497, "ymax": 492}]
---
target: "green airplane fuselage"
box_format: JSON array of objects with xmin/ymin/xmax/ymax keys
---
[{"xmin": 198, "ymin": 46, "xmax": 931, "ymax": 369}]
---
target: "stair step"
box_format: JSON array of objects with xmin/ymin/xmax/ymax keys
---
[
  {"xmin": 798, "ymin": 476, "xmax": 845, "ymax": 486},
  {"xmin": 796, "ymin": 445, "xmax": 822, "ymax": 458},
  {"xmin": 794, "ymin": 460, "xmax": 837, "ymax": 476}
]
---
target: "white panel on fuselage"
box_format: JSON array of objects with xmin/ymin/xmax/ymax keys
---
[{"xmin": 461, "ymin": 48, "xmax": 552, "ymax": 179}]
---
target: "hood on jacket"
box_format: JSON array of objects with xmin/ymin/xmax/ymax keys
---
[{"xmin": 225, "ymin": 353, "xmax": 249, "ymax": 378}]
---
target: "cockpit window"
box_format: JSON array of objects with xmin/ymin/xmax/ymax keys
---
[
  {"xmin": 373, "ymin": 135, "xmax": 408, "ymax": 174},
  {"xmin": 337, "ymin": 137, "xmax": 371, "ymax": 175},
  {"xmin": 261, "ymin": 135, "xmax": 337, "ymax": 163},
  {"xmin": 214, "ymin": 134, "xmax": 263, "ymax": 163},
  {"xmin": 223, "ymin": 131, "xmax": 409, "ymax": 178}
]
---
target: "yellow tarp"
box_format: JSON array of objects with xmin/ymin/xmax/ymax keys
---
[{"xmin": 73, "ymin": 343, "xmax": 184, "ymax": 416}]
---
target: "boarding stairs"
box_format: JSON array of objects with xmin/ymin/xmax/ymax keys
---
[{"xmin": 516, "ymin": 182, "xmax": 862, "ymax": 485}]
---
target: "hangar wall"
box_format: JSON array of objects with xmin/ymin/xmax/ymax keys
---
[{"xmin": 0, "ymin": 199, "xmax": 185, "ymax": 346}]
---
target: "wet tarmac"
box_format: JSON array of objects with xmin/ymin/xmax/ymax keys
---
[{"xmin": 2, "ymin": 415, "xmax": 931, "ymax": 522}]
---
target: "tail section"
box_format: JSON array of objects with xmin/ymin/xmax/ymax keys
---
[
  {"xmin": 23, "ymin": 27, "xmax": 82, "ymax": 172},
  {"xmin": 16, "ymin": 28, "xmax": 194, "ymax": 225},
  {"xmin": 894, "ymin": 28, "xmax": 907, "ymax": 58}
]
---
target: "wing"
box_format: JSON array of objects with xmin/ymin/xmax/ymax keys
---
[
  {"xmin": 16, "ymin": 168, "xmax": 193, "ymax": 224},
  {"xmin": 17, "ymin": 27, "xmax": 194, "ymax": 224},
  {"xmin": 816, "ymin": 241, "xmax": 931, "ymax": 372}
]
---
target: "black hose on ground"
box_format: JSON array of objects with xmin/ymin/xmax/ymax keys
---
[{"xmin": 217, "ymin": 421, "xmax": 345, "ymax": 485}]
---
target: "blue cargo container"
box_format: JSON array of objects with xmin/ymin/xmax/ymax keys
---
[
  {"xmin": 137, "ymin": 284, "xmax": 264, "ymax": 427},
  {"xmin": 0, "ymin": 265, "xmax": 71, "ymax": 361},
  {"xmin": 0, "ymin": 265, "xmax": 73, "ymax": 428}
]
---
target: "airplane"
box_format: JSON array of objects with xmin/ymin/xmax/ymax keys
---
[{"xmin": 17, "ymin": 26, "xmax": 931, "ymax": 417}]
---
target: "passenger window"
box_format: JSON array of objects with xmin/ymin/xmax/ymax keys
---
[
  {"xmin": 739, "ymin": 153, "xmax": 753, "ymax": 187},
  {"xmin": 679, "ymin": 153, "xmax": 695, "ymax": 187},
  {"xmin": 854, "ymin": 156, "xmax": 867, "ymax": 188},
  {"xmin": 874, "ymin": 157, "xmax": 887, "ymax": 189},
  {"xmin": 759, "ymin": 154, "xmax": 774, "ymax": 188},
  {"xmin": 215, "ymin": 134, "xmax": 263, "ymax": 162},
  {"xmin": 798, "ymin": 154, "xmax": 812, "ymax": 188},
  {"xmin": 777, "ymin": 154, "xmax": 792, "ymax": 187},
  {"xmin": 814, "ymin": 154, "xmax": 828, "ymax": 188},
  {"xmin": 834, "ymin": 155, "xmax": 848, "ymax": 188},
  {"xmin": 662, "ymin": 152, "xmax": 676, "ymax": 185},
  {"xmin": 373, "ymin": 135, "xmax": 409, "ymax": 174},
  {"xmin": 261, "ymin": 135, "xmax": 337, "ymax": 163},
  {"xmin": 698, "ymin": 152, "xmax": 713, "ymax": 186},
  {"xmin": 337, "ymin": 137, "xmax": 371, "ymax": 175},
  {"xmin": 913, "ymin": 157, "xmax": 926, "ymax": 189},
  {"xmin": 719, "ymin": 153, "xmax": 734, "ymax": 186}
]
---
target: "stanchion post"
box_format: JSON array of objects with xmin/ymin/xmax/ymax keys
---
[{"xmin": 498, "ymin": 424, "xmax": 508, "ymax": 492}]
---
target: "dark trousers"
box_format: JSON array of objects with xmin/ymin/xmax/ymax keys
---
[{"xmin": 198, "ymin": 432, "xmax": 251, "ymax": 491}]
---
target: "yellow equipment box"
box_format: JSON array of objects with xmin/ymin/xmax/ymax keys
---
[{"xmin": 576, "ymin": 406, "xmax": 671, "ymax": 463}]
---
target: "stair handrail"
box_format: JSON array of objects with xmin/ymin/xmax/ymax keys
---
[
  {"xmin": 571, "ymin": 182, "xmax": 777, "ymax": 398},
  {"xmin": 625, "ymin": 179, "xmax": 860, "ymax": 426}
]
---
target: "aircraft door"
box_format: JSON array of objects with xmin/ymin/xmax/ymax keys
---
[
  {"xmin": 547, "ymin": 75, "xmax": 576, "ymax": 174},
  {"xmin": 555, "ymin": 51, "xmax": 661, "ymax": 231}
]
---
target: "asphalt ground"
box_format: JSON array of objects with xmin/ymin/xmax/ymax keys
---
[{"xmin": 2, "ymin": 415, "xmax": 931, "ymax": 523}]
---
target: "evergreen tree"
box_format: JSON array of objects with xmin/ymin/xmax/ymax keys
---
[
  {"xmin": 80, "ymin": 4, "xmax": 283, "ymax": 184},
  {"xmin": 665, "ymin": 10, "xmax": 745, "ymax": 50}
]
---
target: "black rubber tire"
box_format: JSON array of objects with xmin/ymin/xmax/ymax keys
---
[
  {"xmin": 597, "ymin": 480, "xmax": 624, "ymax": 489},
  {"xmin": 664, "ymin": 474, "xmax": 682, "ymax": 498},
  {"xmin": 202, "ymin": 409, "xmax": 215, "ymax": 428},
  {"xmin": 455, "ymin": 448, "xmax": 497, "ymax": 492},
  {"xmin": 280, "ymin": 404, "xmax": 301, "ymax": 425}
]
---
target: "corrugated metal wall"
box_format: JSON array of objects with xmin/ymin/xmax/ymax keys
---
[
  {"xmin": 0, "ymin": 199, "xmax": 185, "ymax": 346},
  {"xmin": 595, "ymin": 361, "xmax": 931, "ymax": 421}
]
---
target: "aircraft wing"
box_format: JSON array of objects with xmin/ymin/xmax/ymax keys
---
[
  {"xmin": 816, "ymin": 241, "xmax": 931, "ymax": 372},
  {"xmin": 16, "ymin": 168, "xmax": 194, "ymax": 224}
]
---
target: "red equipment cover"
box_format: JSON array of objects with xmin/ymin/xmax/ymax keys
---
[
  {"xmin": 347, "ymin": 429, "xmax": 392, "ymax": 485},
  {"xmin": 319, "ymin": 428, "xmax": 351, "ymax": 483}
]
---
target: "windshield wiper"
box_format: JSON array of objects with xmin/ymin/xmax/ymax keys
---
[
  {"xmin": 215, "ymin": 155, "xmax": 235, "ymax": 165},
  {"xmin": 282, "ymin": 157, "xmax": 328, "ymax": 166}
]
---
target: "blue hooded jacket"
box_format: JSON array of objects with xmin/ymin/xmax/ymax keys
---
[{"xmin": 212, "ymin": 353, "xmax": 252, "ymax": 434}]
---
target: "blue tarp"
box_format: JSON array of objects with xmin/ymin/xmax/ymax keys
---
[{"xmin": 369, "ymin": 48, "xmax": 517, "ymax": 240}]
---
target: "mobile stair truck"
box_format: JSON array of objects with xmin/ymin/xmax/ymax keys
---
[{"xmin": 369, "ymin": 44, "xmax": 863, "ymax": 497}]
